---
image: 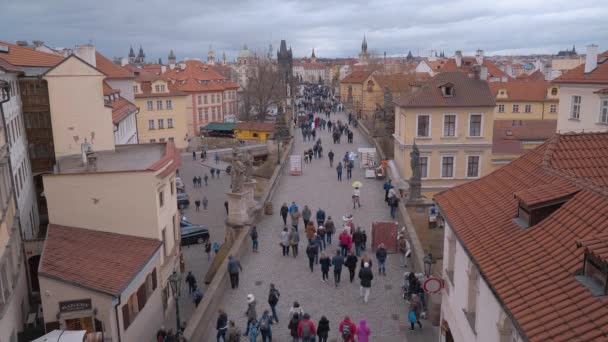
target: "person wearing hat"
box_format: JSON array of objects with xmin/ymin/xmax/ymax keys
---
[
  {"xmin": 352, "ymin": 187, "xmax": 361, "ymax": 209},
  {"xmin": 358, "ymin": 262, "xmax": 374, "ymax": 303},
  {"xmin": 243, "ymin": 294, "xmax": 257, "ymax": 336}
]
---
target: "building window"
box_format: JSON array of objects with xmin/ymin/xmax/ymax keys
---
[
  {"xmin": 600, "ymin": 98, "xmax": 608, "ymax": 124},
  {"xmin": 168, "ymin": 137, "xmax": 174, "ymax": 143},
  {"xmin": 147, "ymin": 101, "xmax": 153, "ymax": 110},
  {"xmin": 198, "ymin": 109, "xmax": 203, "ymax": 121},
  {"xmin": 441, "ymin": 156, "xmax": 455, "ymax": 178},
  {"xmin": 551, "ymin": 87, "xmax": 558, "ymax": 96},
  {"xmin": 498, "ymin": 104, "xmax": 504, "ymax": 113},
  {"xmin": 469, "ymin": 114, "xmax": 482, "ymax": 137},
  {"xmin": 166, "ymin": 100, "xmax": 172, "ymax": 109},
  {"xmin": 550, "ymin": 104, "xmax": 557, "ymax": 113},
  {"xmin": 446, "ymin": 233, "xmax": 456, "ymax": 285},
  {"xmin": 148, "ymin": 120, "xmax": 155, "ymax": 130},
  {"xmin": 197, "ymin": 95, "xmax": 202, "ymax": 105},
  {"xmin": 204, "ymin": 108, "xmax": 209, "ymax": 121},
  {"xmin": 158, "ymin": 119, "xmax": 164, "ymax": 129},
  {"xmin": 150, "ymin": 139, "xmax": 156, "ymax": 143},
  {"xmin": 212, "ymin": 107, "xmax": 216, "ymax": 121},
  {"xmin": 420, "ymin": 156, "xmax": 428, "ymax": 179},
  {"xmin": 156, "ymin": 100, "xmax": 163, "ymax": 110},
  {"xmin": 416, "ymin": 115, "xmax": 430, "ymax": 137},
  {"xmin": 512, "ymin": 104, "xmax": 519, "ymax": 113},
  {"xmin": 467, "ymin": 156, "xmax": 480, "ymax": 178},
  {"xmin": 162, "ymin": 228, "xmax": 168, "ymax": 256},
  {"xmin": 133, "ymin": 85, "xmax": 138, "ymax": 93},
  {"xmin": 464, "ymin": 263, "xmax": 479, "ymax": 332},
  {"xmin": 571, "ymin": 96, "xmax": 581, "ymax": 119},
  {"xmin": 524, "ymin": 104, "xmax": 532, "ymax": 113},
  {"xmin": 204, "ymin": 95, "xmax": 208, "ymax": 104},
  {"xmin": 443, "ymin": 114, "xmax": 456, "ymax": 137},
  {"xmin": 167, "ymin": 118, "xmax": 174, "ymax": 128},
  {"xmin": 154, "ymin": 85, "xmax": 160, "ymax": 93},
  {"xmin": 159, "ymin": 190, "xmax": 164, "ymax": 207},
  {"xmin": 159, "ymin": 138, "xmax": 165, "ymax": 142}
]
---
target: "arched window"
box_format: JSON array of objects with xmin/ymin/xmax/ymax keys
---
[{"xmin": 367, "ymin": 80, "xmax": 374, "ymax": 92}]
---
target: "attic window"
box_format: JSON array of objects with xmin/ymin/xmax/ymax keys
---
[
  {"xmin": 513, "ymin": 189, "xmax": 577, "ymax": 229},
  {"xmin": 441, "ymin": 84, "xmax": 454, "ymax": 97},
  {"xmin": 499, "ymin": 91, "xmax": 505, "ymax": 95},
  {"xmin": 576, "ymin": 252, "xmax": 608, "ymax": 296},
  {"xmin": 551, "ymin": 88, "xmax": 558, "ymax": 96}
]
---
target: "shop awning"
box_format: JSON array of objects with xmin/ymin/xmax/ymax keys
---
[{"xmin": 32, "ymin": 330, "xmax": 86, "ymax": 342}]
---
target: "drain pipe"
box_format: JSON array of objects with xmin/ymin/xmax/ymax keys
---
[{"xmin": 113, "ymin": 296, "xmax": 122, "ymax": 342}]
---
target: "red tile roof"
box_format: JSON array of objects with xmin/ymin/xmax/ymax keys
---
[
  {"xmin": 108, "ymin": 96, "xmax": 138, "ymax": 124},
  {"xmin": 576, "ymin": 233, "xmax": 608, "ymax": 264},
  {"xmin": 147, "ymin": 142, "xmax": 181, "ymax": 178},
  {"xmin": 442, "ymin": 57, "xmax": 509, "ymax": 80},
  {"xmin": 553, "ymin": 51, "xmax": 608, "ymax": 84},
  {"xmin": 341, "ymin": 70, "xmax": 374, "ymax": 84},
  {"xmin": 395, "ymin": 72, "xmax": 495, "ymax": 108},
  {"xmin": 0, "ymin": 41, "xmax": 64, "ymax": 67},
  {"xmin": 102, "ymin": 81, "xmax": 119, "ymax": 96},
  {"xmin": 435, "ymin": 132, "xmax": 608, "ymax": 342},
  {"xmin": 516, "ymin": 69, "xmax": 545, "ymax": 81},
  {"xmin": 492, "ymin": 120, "xmax": 557, "ymax": 155},
  {"xmin": 161, "ymin": 60, "xmax": 239, "ymax": 93},
  {"xmin": 489, "ymin": 81, "xmax": 555, "ymax": 102},
  {"xmin": 95, "ymin": 52, "xmax": 134, "ymax": 79},
  {"xmin": 0, "ymin": 58, "xmax": 22, "ymax": 73},
  {"xmin": 372, "ymin": 74, "xmax": 416, "ymax": 93},
  {"xmin": 235, "ymin": 122, "xmax": 275, "ymax": 132},
  {"xmin": 39, "ymin": 224, "xmax": 161, "ymax": 296}
]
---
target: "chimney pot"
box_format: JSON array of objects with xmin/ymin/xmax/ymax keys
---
[
  {"xmin": 455, "ymin": 50, "xmax": 463, "ymax": 68},
  {"xmin": 584, "ymin": 44, "xmax": 598, "ymax": 73}
]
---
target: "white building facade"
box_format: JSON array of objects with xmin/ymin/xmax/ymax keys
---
[{"xmin": 0, "ymin": 67, "xmax": 39, "ymax": 239}]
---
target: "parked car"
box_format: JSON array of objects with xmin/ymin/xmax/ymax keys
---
[
  {"xmin": 181, "ymin": 226, "xmax": 210, "ymax": 246},
  {"xmin": 177, "ymin": 193, "xmax": 190, "ymax": 208}
]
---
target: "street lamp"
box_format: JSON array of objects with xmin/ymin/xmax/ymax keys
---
[
  {"xmin": 168, "ymin": 271, "xmax": 182, "ymax": 336},
  {"xmin": 423, "ymin": 252, "xmax": 436, "ymax": 277}
]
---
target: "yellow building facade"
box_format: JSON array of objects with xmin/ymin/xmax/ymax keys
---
[
  {"xmin": 393, "ymin": 72, "xmax": 496, "ymax": 198},
  {"xmin": 339, "ymin": 70, "xmax": 373, "ymax": 117},
  {"xmin": 489, "ymin": 81, "xmax": 559, "ymax": 121},
  {"xmin": 135, "ymin": 78, "xmax": 189, "ymax": 149},
  {"xmin": 234, "ymin": 122, "xmax": 275, "ymax": 141}
]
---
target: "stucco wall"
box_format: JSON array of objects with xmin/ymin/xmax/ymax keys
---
[
  {"xmin": 136, "ymin": 95, "xmax": 189, "ymax": 149},
  {"xmin": 107, "ymin": 79, "xmax": 135, "ymax": 103},
  {"xmin": 0, "ymin": 266, "xmax": 29, "ymax": 341},
  {"xmin": 557, "ymin": 84, "xmax": 608, "ymax": 133}
]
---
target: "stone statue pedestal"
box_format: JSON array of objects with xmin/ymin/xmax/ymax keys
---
[
  {"xmin": 244, "ymin": 179, "xmax": 258, "ymax": 209},
  {"xmin": 226, "ymin": 191, "xmax": 253, "ymax": 227}
]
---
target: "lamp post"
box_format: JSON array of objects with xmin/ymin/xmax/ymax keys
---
[
  {"xmin": 168, "ymin": 271, "xmax": 182, "ymax": 336},
  {"xmin": 423, "ymin": 252, "xmax": 436, "ymax": 277}
]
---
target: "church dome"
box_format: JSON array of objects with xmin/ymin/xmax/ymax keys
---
[{"xmin": 239, "ymin": 45, "xmax": 254, "ymax": 59}]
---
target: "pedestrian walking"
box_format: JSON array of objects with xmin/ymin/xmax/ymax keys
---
[
  {"xmin": 193, "ymin": 176, "xmax": 198, "ymax": 188},
  {"xmin": 227, "ymin": 255, "xmax": 242, "ymax": 289},
  {"xmin": 247, "ymin": 319, "xmax": 259, "ymax": 342},
  {"xmin": 259, "ymin": 310, "xmax": 273, "ymax": 342},
  {"xmin": 331, "ymin": 250, "xmax": 344, "ymax": 287},
  {"xmin": 288, "ymin": 201, "xmax": 298, "ymax": 213},
  {"xmin": 339, "ymin": 316, "xmax": 357, "ymax": 342},
  {"xmin": 205, "ymin": 240, "xmax": 212, "ymax": 261},
  {"xmin": 204, "ymin": 174, "xmax": 209, "ymax": 186},
  {"xmin": 356, "ymin": 320, "xmax": 371, "ymax": 342},
  {"xmin": 319, "ymin": 252, "xmax": 331, "ymax": 282},
  {"xmin": 305, "ymin": 221, "xmax": 316, "ymax": 242},
  {"xmin": 339, "ymin": 229, "xmax": 352, "ymax": 257},
  {"xmin": 244, "ymin": 294, "xmax": 257, "ymax": 336},
  {"xmin": 185, "ymin": 271, "xmax": 197, "ymax": 293},
  {"xmin": 360, "ymin": 253, "xmax": 373, "ymax": 270},
  {"xmin": 268, "ymin": 284, "xmax": 280, "ymax": 323},
  {"xmin": 306, "ymin": 241, "xmax": 317, "ymax": 272},
  {"xmin": 288, "ymin": 302, "xmax": 305, "ymax": 321},
  {"xmin": 297, "ymin": 313, "xmax": 316, "ymax": 342},
  {"xmin": 389, "ymin": 195, "xmax": 399, "ymax": 219},
  {"xmin": 315, "ymin": 208, "xmax": 326, "ymax": 227},
  {"xmin": 346, "ymin": 160, "xmax": 354, "ymax": 179},
  {"xmin": 302, "ymin": 205, "xmax": 312, "ymax": 227},
  {"xmin": 217, "ymin": 309, "xmax": 228, "ymax": 342},
  {"xmin": 358, "ymin": 262, "xmax": 374, "ymax": 303},
  {"xmin": 324, "ymin": 216, "xmax": 335, "ymax": 245},
  {"xmin": 288, "ymin": 313, "xmax": 300, "ymax": 342},
  {"xmin": 317, "ymin": 225, "xmax": 326, "ymax": 250},
  {"xmin": 195, "ymin": 199, "xmax": 201, "ymax": 211},
  {"xmin": 193, "ymin": 151, "xmax": 196, "ymax": 160},
  {"xmin": 280, "ymin": 203, "xmax": 289, "ymax": 226},
  {"xmin": 352, "ymin": 187, "xmax": 361, "ymax": 209},
  {"xmin": 226, "ymin": 320, "xmax": 241, "ymax": 342},
  {"xmin": 225, "ymin": 201, "xmax": 229, "ymax": 215},
  {"xmin": 249, "ymin": 226, "xmax": 259, "ymax": 252},
  {"xmin": 197, "ymin": 176, "xmax": 202, "ymax": 187},
  {"xmin": 383, "ymin": 180, "xmax": 392, "ymax": 202},
  {"xmin": 193, "ymin": 285, "xmax": 203, "ymax": 307},
  {"xmin": 211, "ymin": 168, "xmax": 216, "ymax": 178},
  {"xmin": 336, "ymin": 162, "xmax": 343, "ymax": 181},
  {"xmin": 213, "ymin": 241, "xmax": 221, "ymax": 255},
  {"xmin": 317, "ymin": 316, "xmax": 330, "ymax": 342},
  {"xmin": 215, "ymin": 152, "xmax": 220, "ymax": 164},
  {"xmin": 289, "ymin": 228, "xmax": 300, "ymax": 258},
  {"xmin": 217, "ymin": 168, "xmax": 221, "ymax": 178},
  {"xmin": 203, "ymin": 196, "xmax": 208, "ymax": 210},
  {"xmin": 345, "ymin": 251, "xmax": 358, "ymax": 283},
  {"xmin": 353, "ymin": 227, "xmax": 364, "ymax": 256},
  {"xmin": 376, "ymin": 243, "xmax": 388, "ymax": 276},
  {"xmin": 409, "ymin": 294, "xmax": 423, "ymax": 330},
  {"xmin": 280, "ymin": 227, "xmax": 290, "ymax": 256},
  {"xmin": 290, "ymin": 208, "xmax": 301, "ymax": 231}
]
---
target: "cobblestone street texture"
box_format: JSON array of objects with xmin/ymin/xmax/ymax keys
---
[{"xmin": 201, "ymin": 111, "xmax": 438, "ymax": 341}]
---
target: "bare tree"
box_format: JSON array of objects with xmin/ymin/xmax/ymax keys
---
[{"xmin": 240, "ymin": 61, "xmax": 284, "ymax": 122}]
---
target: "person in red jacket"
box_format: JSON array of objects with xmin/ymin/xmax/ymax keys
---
[
  {"xmin": 339, "ymin": 229, "xmax": 352, "ymax": 256},
  {"xmin": 297, "ymin": 313, "xmax": 317, "ymax": 341},
  {"xmin": 338, "ymin": 316, "xmax": 357, "ymax": 342}
]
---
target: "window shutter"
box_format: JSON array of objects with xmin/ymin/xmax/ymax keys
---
[
  {"xmin": 137, "ymin": 284, "xmax": 147, "ymax": 311},
  {"xmin": 152, "ymin": 268, "xmax": 157, "ymax": 290},
  {"xmin": 122, "ymin": 304, "xmax": 130, "ymax": 330}
]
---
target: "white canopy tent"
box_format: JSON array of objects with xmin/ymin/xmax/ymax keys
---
[{"xmin": 32, "ymin": 330, "xmax": 86, "ymax": 342}]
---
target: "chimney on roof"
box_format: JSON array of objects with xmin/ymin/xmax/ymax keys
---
[
  {"xmin": 161, "ymin": 65, "xmax": 167, "ymax": 73},
  {"xmin": 32, "ymin": 40, "xmax": 44, "ymax": 48},
  {"xmin": 74, "ymin": 44, "xmax": 97, "ymax": 67},
  {"xmin": 584, "ymin": 44, "xmax": 598, "ymax": 73},
  {"xmin": 16, "ymin": 40, "xmax": 28, "ymax": 47},
  {"xmin": 475, "ymin": 49, "xmax": 484, "ymax": 65},
  {"xmin": 455, "ymin": 50, "xmax": 463, "ymax": 68}
]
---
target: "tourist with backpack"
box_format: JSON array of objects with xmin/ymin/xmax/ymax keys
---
[
  {"xmin": 243, "ymin": 294, "xmax": 257, "ymax": 336},
  {"xmin": 267, "ymin": 284, "xmax": 280, "ymax": 323},
  {"xmin": 317, "ymin": 316, "xmax": 330, "ymax": 342},
  {"xmin": 289, "ymin": 228, "xmax": 300, "ymax": 258},
  {"xmin": 324, "ymin": 216, "xmax": 335, "ymax": 245},
  {"xmin": 247, "ymin": 318, "xmax": 260, "ymax": 342},
  {"xmin": 338, "ymin": 316, "xmax": 357, "ymax": 342},
  {"xmin": 249, "ymin": 226, "xmax": 259, "ymax": 252},
  {"xmin": 332, "ymin": 250, "xmax": 344, "ymax": 287},
  {"xmin": 306, "ymin": 241, "xmax": 318, "ymax": 272},
  {"xmin": 185, "ymin": 271, "xmax": 197, "ymax": 293},
  {"xmin": 259, "ymin": 310, "xmax": 273, "ymax": 342},
  {"xmin": 192, "ymin": 286, "xmax": 203, "ymax": 307},
  {"xmin": 376, "ymin": 243, "xmax": 388, "ymax": 276},
  {"xmin": 288, "ymin": 313, "xmax": 300, "ymax": 342},
  {"xmin": 288, "ymin": 302, "xmax": 304, "ymax": 321},
  {"xmin": 216, "ymin": 309, "xmax": 228, "ymax": 342},
  {"xmin": 297, "ymin": 313, "xmax": 316, "ymax": 342},
  {"xmin": 345, "ymin": 251, "xmax": 358, "ymax": 283},
  {"xmin": 319, "ymin": 252, "xmax": 331, "ymax": 282},
  {"xmin": 358, "ymin": 263, "xmax": 374, "ymax": 303}
]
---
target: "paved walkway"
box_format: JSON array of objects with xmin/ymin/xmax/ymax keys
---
[{"xmin": 203, "ymin": 111, "xmax": 438, "ymax": 341}]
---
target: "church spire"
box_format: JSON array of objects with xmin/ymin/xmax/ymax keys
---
[
  {"xmin": 362, "ymin": 35, "xmax": 368, "ymax": 53},
  {"xmin": 311, "ymin": 48, "xmax": 316, "ymax": 60},
  {"xmin": 129, "ymin": 46, "xmax": 135, "ymax": 58}
]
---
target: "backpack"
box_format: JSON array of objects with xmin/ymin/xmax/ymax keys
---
[
  {"xmin": 268, "ymin": 290, "xmax": 279, "ymax": 305},
  {"xmin": 301, "ymin": 322, "xmax": 312, "ymax": 338},
  {"xmin": 251, "ymin": 229, "xmax": 258, "ymax": 239},
  {"xmin": 342, "ymin": 323, "xmax": 351, "ymax": 339},
  {"xmin": 249, "ymin": 324, "xmax": 259, "ymax": 337},
  {"xmin": 259, "ymin": 317, "xmax": 270, "ymax": 331}
]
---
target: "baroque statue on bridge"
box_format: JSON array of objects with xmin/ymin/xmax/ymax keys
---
[{"xmin": 230, "ymin": 147, "xmax": 246, "ymax": 193}]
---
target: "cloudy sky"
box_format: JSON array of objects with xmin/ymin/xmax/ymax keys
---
[{"xmin": 2, "ymin": 0, "xmax": 608, "ymax": 61}]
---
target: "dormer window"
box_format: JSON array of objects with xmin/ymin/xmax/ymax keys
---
[
  {"xmin": 551, "ymin": 88, "xmax": 558, "ymax": 96},
  {"xmin": 440, "ymin": 83, "xmax": 454, "ymax": 97},
  {"xmin": 576, "ymin": 237, "xmax": 608, "ymax": 296},
  {"xmin": 513, "ymin": 184, "xmax": 578, "ymax": 228}
]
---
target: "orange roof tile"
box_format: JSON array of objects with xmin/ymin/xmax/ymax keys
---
[
  {"xmin": 372, "ymin": 74, "xmax": 416, "ymax": 93},
  {"xmin": 0, "ymin": 58, "xmax": 22, "ymax": 73},
  {"xmin": 95, "ymin": 52, "xmax": 134, "ymax": 79},
  {"xmin": 161, "ymin": 60, "xmax": 238, "ymax": 92},
  {"xmin": 442, "ymin": 57, "xmax": 509, "ymax": 80},
  {"xmin": 109, "ymin": 96, "xmax": 138, "ymax": 124},
  {"xmin": 341, "ymin": 70, "xmax": 374, "ymax": 84},
  {"xmin": 553, "ymin": 51, "xmax": 608, "ymax": 84},
  {"xmin": 102, "ymin": 81, "xmax": 119, "ymax": 96},
  {"xmin": 577, "ymin": 233, "xmax": 608, "ymax": 264},
  {"xmin": 435, "ymin": 132, "xmax": 608, "ymax": 342},
  {"xmin": 489, "ymin": 81, "xmax": 555, "ymax": 102},
  {"xmin": 39, "ymin": 224, "xmax": 161, "ymax": 296},
  {"xmin": 492, "ymin": 120, "xmax": 557, "ymax": 155},
  {"xmin": 235, "ymin": 122, "xmax": 275, "ymax": 132},
  {"xmin": 0, "ymin": 41, "xmax": 64, "ymax": 67}
]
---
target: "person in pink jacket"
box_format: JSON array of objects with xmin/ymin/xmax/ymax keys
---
[
  {"xmin": 356, "ymin": 319, "xmax": 371, "ymax": 342},
  {"xmin": 339, "ymin": 229, "xmax": 352, "ymax": 256}
]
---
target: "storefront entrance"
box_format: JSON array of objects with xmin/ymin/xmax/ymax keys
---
[{"xmin": 65, "ymin": 316, "xmax": 94, "ymax": 333}]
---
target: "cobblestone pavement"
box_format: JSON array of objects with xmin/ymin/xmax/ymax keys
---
[{"xmin": 203, "ymin": 111, "xmax": 438, "ymax": 341}]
